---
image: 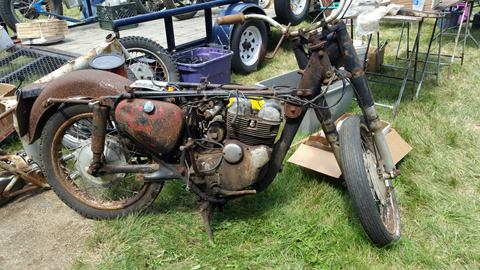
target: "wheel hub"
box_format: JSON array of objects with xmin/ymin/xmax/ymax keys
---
[
  {"xmin": 129, "ymin": 62, "xmax": 155, "ymax": 80},
  {"xmin": 74, "ymin": 138, "xmax": 127, "ymax": 187},
  {"xmin": 364, "ymin": 149, "xmax": 387, "ymax": 205},
  {"xmin": 242, "ymin": 40, "xmax": 251, "ymax": 51}
]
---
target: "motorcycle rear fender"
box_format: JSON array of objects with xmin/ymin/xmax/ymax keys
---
[
  {"xmin": 18, "ymin": 70, "xmax": 131, "ymax": 144},
  {"xmin": 213, "ymin": 3, "xmax": 268, "ymax": 48}
]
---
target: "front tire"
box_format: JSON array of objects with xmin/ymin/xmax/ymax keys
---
[
  {"xmin": 339, "ymin": 114, "xmax": 401, "ymax": 246},
  {"xmin": 274, "ymin": 0, "xmax": 310, "ymax": 26},
  {"xmin": 0, "ymin": 0, "xmax": 63, "ymax": 32},
  {"xmin": 119, "ymin": 36, "xmax": 180, "ymax": 82},
  {"xmin": 39, "ymin": 104, "xmax": 164, "ymax": 219},
  {"xmin": 230, "ymin": 20, "xmax": 268, "ymax": 74}
]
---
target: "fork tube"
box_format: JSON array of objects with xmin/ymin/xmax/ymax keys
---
[
  {"xmin": 335, "ymin": 23, "xmax": 396, "ymax": 174},
  {"xmin": 254, "ymin": 41, "xmax": 336, "ymax": 192}
]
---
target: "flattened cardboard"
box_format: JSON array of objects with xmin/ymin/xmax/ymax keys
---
[
  {"xmin": 16, "ymin": 20, "xmax": 69, "ymax": 39},
  {"xmin": 287, "ymin": 114, "xmax": 412, "ymax": 178},
  {"xmin": 289, "ymin": 143, "xmax": 342, "ymax": 178},
  {"xmin": 0, "ymin": 84, "xmax": 17, "ymax": 143}
]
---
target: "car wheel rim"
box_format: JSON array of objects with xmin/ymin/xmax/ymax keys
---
[
  {"xmin": 238, "ymin": 25, "xmax": 262, "ymax": 67},
  {"xmin": 290, "ymin": 0, "xmax": 307, "ymax": 15}
]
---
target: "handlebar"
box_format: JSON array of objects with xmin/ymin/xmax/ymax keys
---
[{"xmin": 216, "ymin": 0, "xmax": 346, "ymax": 37}]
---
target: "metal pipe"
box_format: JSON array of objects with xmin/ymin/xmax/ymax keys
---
[{"xmin": 33, "ymin": 34, "xmax": 130, "ymax": 83}]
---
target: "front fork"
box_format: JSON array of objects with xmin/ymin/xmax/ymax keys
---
[{"xmin": 298, "ymin": 20, "xmax": 397, "ymax": 179}]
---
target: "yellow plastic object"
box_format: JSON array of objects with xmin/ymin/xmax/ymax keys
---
[{"xmin": 228, "ymin": 98, "xmax": 264, "ymax": 110}]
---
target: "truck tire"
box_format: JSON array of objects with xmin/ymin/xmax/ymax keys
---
[
  {"xmin": 274, "ymin": 0, "xmax": 311, "ymax": 26},
  {"xmin": 230, "ymin": 19, "xmax": 268, "ymax": 74}
]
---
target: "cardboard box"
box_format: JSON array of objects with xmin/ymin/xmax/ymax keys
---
[
  {"xmin": 390, "ymin": 0, "xmax": 433, "ymax": 11},
  {"xmin": 0, "ymin": 84, "xmax": 17, "ymax": 143},
  {"xmin": 16, "ymin": 19, "xmax": 69, "ymax": 44},
  {"xmin": 366, "ymin": 46, "xmax": 385, "ymax": 73},
  {"xmin": 287, "ymin": 113, "xmax": 412, "ymax": 178}
]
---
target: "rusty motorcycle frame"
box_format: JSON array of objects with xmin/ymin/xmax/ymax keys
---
[{"xmin": 14, "ymin": 0, "xmax": 401, "ymax": 246}]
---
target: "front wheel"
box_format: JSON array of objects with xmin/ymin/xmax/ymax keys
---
[
  {"xmin": 39, "ymin": 104, "xmax": 164, "ymax": 219},
  {"xmin": 339, "ymin": 114, "xmax": 401, "ymax": 246},
  {"xmin": 274, "ymin": 0, "xmax": 311, "ymax": 26},
  {"xmin": 0, "ymin": 0, "xmax": 63, "ymax": 32},
  {"xmin": 230, "ymin": 20, "xmax": 268, "ymax": 74}
]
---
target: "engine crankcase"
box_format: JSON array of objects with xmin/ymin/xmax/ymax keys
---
[
  {"xmin": 218, "ymin": 140, "xmax": 272, "ymax": 191},
  {"xmin": 114, "ymin": 99, "xmax": 184, "ymax": 155}
]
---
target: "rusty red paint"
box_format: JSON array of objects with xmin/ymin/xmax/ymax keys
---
[{"xmin": 114, "ymin": 99, "xmax": 184, "ymax": 154}]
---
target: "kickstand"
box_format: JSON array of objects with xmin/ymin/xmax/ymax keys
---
[{"xmin": 199, "ymin": 200, "xmax": 217, "ymax": 243}]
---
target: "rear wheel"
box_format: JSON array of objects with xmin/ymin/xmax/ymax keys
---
[
  {"xmin": 339, "ymin": 114, "xmax": 401, "ymax": 246},
  {"xmin": 40, "ymin": 104, "xmax": 164, "ymax": 219},
  {"xmin": 119, "ymin": 36, "xmax": 180, "ymax": 82},
  {"xmin": 0, "ymin": 0, "xmax": 63, "ymax": 32},
  {"xmin": 274, "ymin": 0, "xmax": 310, "ymax": 26}
]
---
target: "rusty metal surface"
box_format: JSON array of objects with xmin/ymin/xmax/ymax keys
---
[
  {"xmin": 284, "ymin": 103, "xmax": 302, "ymax": 119},
  {"xmin": 0, "ymin": 151, "xmax": 49, "ymax": 200},
  {"xmin": 114, "ymin": 99, "xmax": 184, "ymax": 155},
  {"xmin": 0, "ymin": 106, "xmax": 15, "ymax": 121},
  {"xmin": 27, "ymin": 70, "xmax": 131, "ymax": 143},
  {"xmin": 91, "ymin": 105, "xmax": 109, "ymax": 166}
]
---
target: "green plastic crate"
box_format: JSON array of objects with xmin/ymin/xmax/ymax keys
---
[{"xmin": 96, "ymin": 3, "xmax": 138, "ymax": 31}]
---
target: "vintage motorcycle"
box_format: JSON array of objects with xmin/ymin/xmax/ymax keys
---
[{"xmin": 13, "ymin": 0, "xmax": 401, "ymax": 246}]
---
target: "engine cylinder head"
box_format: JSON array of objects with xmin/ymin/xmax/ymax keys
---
[{"xmin": 227, "ymin": 98, "xmax": 252, "ymax": 116}]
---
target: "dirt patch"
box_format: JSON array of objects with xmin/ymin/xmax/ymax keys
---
[{"xmin": 0, "ymin": 189, "xmax": 95, "ymax": 270}]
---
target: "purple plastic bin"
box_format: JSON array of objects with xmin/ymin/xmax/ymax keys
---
[{"xmin": 173, "ymin": 47, "xmax": 233, "ymax": 84}]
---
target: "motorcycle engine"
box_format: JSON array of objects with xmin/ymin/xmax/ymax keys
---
[{"xmin": 190, "ymin": 98, "xmax": 283, "ymax": 192}]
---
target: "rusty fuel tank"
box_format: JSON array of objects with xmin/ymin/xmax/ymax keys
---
[{"xmin": 114, "ymin": 99, "xmax": 184, "ymax": 155}]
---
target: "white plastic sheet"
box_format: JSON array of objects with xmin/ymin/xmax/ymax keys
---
[{"xmin": 344, "ymin": 0, "xmax": 404, "ymax": 36}]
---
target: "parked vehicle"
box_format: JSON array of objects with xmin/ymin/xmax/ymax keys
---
[{"xmin": 12, "ymin": 0, "xmax": 401, "ymax": 246}]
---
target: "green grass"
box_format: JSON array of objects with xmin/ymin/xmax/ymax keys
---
[{"xmin": 5, "ymin": 11, "xmax": 480, "ymax": 269}]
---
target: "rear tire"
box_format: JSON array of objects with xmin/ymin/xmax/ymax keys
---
[
  {"xmin": 274, "ymin": 0, "xmax": 310, "ymax": 26},
  {"xmin": 339, "ymin": 114, "xmax": 401, "ymax": 246},
  {"xmin": 39, "ymin": 104, "xmax": 164, "ymax": 219}
]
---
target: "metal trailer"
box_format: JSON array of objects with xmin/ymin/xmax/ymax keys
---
[{"xmin": 111, "ymin": 0, "xmax": 270, "ymax": 74}]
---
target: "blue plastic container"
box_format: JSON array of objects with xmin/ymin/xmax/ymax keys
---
[
  {"xmin": 174, "ymin": 47, "xmax": 233, "ymax": 84},
  {"xmin": 440, "ymin": 11, "xmax": 462, "ymax": 29}
]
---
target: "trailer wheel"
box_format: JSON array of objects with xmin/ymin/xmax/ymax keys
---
[
  {"xmin": 274, "ymin": 0, "xmax": 311, "ymax": 26},
  {"xmin": 230, "ymin": 20, "xmax": 268, "ymax": 74}
]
